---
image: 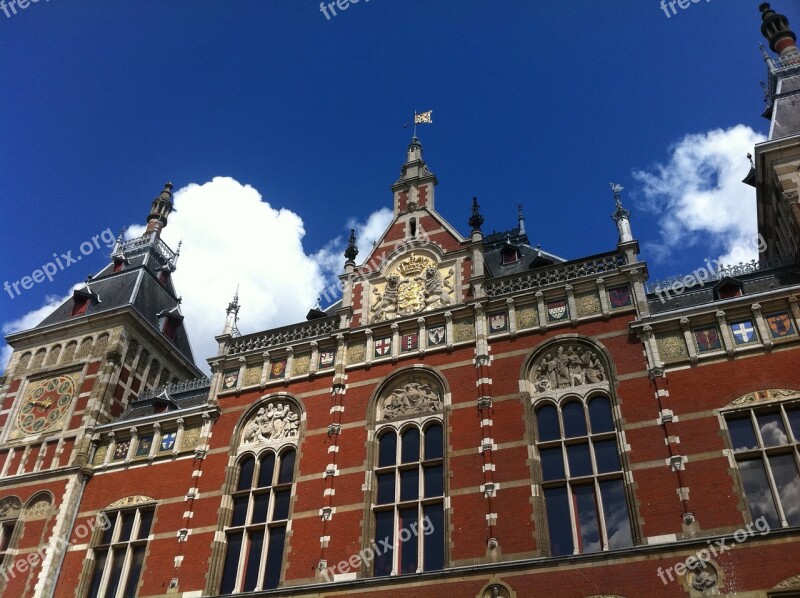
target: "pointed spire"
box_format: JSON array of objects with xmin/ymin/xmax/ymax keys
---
[
  {"xmin": 223, "ymin": 287, "xmax": 241, "ymax": 336},
  {"xmin": 760, "ymin": 3, "xmax": 799, "ymax": 62},
  {"xmin": 171, "ymin": 240, "xmax": 183, "ymax": 269},
  {"xmin": 145, "ymin": 182, "xmax": 175, "ymax": 239},
  {"xmin": 517, "ymin": 203, "xmax": 526, "ymax": 236},
  {"xmin": 469, "ymin": 197, "xmax": 484, "ymax": 232},
  {"xmin": 610, "ymin": 183, "xmax": 633, "ymax": 243},
  {"xmin": 344, "ymin": 229, "xmax": 358, "ymax": 263}
]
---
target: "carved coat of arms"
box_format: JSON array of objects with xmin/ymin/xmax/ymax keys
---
[{"xmin": 371, "ymin": 255, "xmax": 454, "ymax": 323}]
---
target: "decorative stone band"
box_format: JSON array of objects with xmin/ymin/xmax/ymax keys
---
[
  {"xmin": 228, "ymin": 317, "xmax": 339, "ymax": 355},
  {"xmin": 485, "ymin": 253, "xmax": 625, "ymax": 298}
]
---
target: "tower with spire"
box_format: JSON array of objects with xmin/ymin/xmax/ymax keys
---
[{"xmin": 749, "ymin": 3, "xmax": 800, "ymax": 262}]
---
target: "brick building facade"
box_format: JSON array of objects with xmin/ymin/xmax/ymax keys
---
[{"xmin": 1, "ymin": 4, "xmax": 800, "ymax": 597}]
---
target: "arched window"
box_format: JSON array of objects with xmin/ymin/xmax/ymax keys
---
[
  {"xmin": 372, "ymin": 372, "xmax": 446, "ymax": 576},
  {"xmin": 86, "ymin": 500, "xmax": 155, "ymax": 598},
  {"xmin": 219, "ymin": 448, "xmax": 296, "ymax": 593},
  {"xmin": 535, "ymin": 394, "xmax": 633, "ymax": 556},
  {"xmin": 0, "ymin": 497, "xmax": 21, "ymax": 570}
]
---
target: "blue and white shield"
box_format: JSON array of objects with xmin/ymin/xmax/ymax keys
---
[
  {"xmin": 731, "ymin": 321, "xmax": 755, "ymax": 345},
  {"xmin": 160, "ymin": 432, "xmax": 177, "ymax": 451}
]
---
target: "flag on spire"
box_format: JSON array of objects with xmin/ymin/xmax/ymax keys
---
[{"xmin": 414, "ymin": 110, "xmax": 433, "ymax": 124}]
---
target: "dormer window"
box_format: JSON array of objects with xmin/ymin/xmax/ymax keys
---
[
  {"xmin": 71, "ymin": 288, "xmax": 97, "ymax": 317},
  {"xmin": 71, "ymin": 296, "xmax": 90, "ymax": 316},
  {"xmin": 113, "ymin": 259, "xmax": 125, "ymax": 273},
  {"xmin": 501, "ymin": 245, "xmax": 520, "ymax": 265},
  {"xmin": 158, "ymin": 310, "xmax": 183, "ymax": 340},
  {"xmin": 714, "ymin": 277, "xmax": 744, "ymax": 300},
  {"xmin": 158, "ymin": 270, "xmax": 171, "ymax": 284}
]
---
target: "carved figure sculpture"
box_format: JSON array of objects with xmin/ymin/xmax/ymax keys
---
[
  {"xmin": 533, "ymin": 344, "xmax": 606, "ymax": 392},
  {"xmin": 242, "ymin": 402, "xmax": 300, "ymax": 445},
  {"xmin": 381, "ymin": 381, "xmax": 443, "ymax": 420}
]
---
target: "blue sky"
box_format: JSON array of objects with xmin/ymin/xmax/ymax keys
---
[{"xmin": 1, "ymin": 1, "xmax": 791, "ymax": 370}]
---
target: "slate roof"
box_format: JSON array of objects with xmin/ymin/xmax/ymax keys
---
[
  {"xmin": 118, "ymin": 378, "xmax": 211, "ymax": 422},
  {"xmin": 36, "ymin": 235, "xmax": 195, "ymax": 363}
]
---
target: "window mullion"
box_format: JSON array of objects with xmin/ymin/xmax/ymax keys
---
[
  {"xmin": 761, "ymin": 450, "xmax": 789, "ymax": 526},
  {"xmin": 594, "ymin": 478, "xmax": 609, "ymax": 551}
]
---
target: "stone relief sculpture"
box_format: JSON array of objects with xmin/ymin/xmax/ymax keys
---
[
  {"xmin": 380, "ymin": 381, "xmax": 443, "ymax": 420},
  {"xmin": 0, "ymin": 497, "xmax": 21, "ymax": 519},
  {"xmin": 242, "ymin": 401, "xmax": 300, "ymax": 446},
  {"xmin": 533, "ymin": 344, "xmax": 606, "ymax": 392},
  {"xmin": 371, "ymin": 255, "xmax": 453, "ymax": 323}
]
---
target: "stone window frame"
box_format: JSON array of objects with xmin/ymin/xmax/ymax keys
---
[
  {"xmin": 83, "ymin": 499, "xmax": 156, "ymax": 598},
  {"xmin": 218, "ymin": 446, "xmax": 297, "ymax": 593},
  {"xmin": 207, "ymin": 393, "xmax": 304, "ymax": 595},
  {"xmin": 363, "ymin": 367, "xmax": 450, "ymax": 578},
  {"xmin": 523, "ymin": 336, "xmax": 639, "ymax": 557},
  {"xmin": 0, "ymin": 497, "xmax": 22, "ymax": 580},
  {"xmin": 719, "ymin": 390, "xmax": 800, "ymax": 530}
]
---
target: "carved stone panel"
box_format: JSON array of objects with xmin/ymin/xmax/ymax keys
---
[
  {"xmin": 727, "ymin": 388, "xmax": 799, "ymax": 408},
  {"xmin": 370, "ymin": 254, "xmax": 454, "ymax": 323},
  {"xmin": 575, "ymin": 292, "xmax": 601, "ymax": 318},
  {"xmin": 347, "ymin": 342, "xmax": 366, "ymax": 364},
  {"xmin": 241, "ymin": 401, "xmax": 300, "ymax": 448},
  {"xmin": 0, "ymin": 497, "xmax": 22, "ymax": 519},
  {"xmin": 656, "ymin": 332, "xmax": 687, "ymax": 362},
  {"xmin": 531, "ymin": 344, "xmax": 606, "ymax": 393},
  {"xmin": 379, "ymin": 381, "xmax": 443, "ymax": 421},
  {"xmin": 516, "ymin": 305, "xmax": 539, "ymax": 329}
]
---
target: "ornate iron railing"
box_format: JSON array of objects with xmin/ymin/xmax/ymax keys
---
[
  {"xmin": 138, "ymin": 376, "xmax": 211, "ymax": 400},
  {"xmin": 645, "ymin": 256, "xmax": 797, "ymax": 294},
  {"xmin": 485, "ymin": 253, "xmax": 625, "ymax": 297},
  {"xmin": 227, "ymin": 316, "xmax": 339, "ymax": 355}
]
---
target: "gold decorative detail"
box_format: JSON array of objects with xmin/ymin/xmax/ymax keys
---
[
  {"xmin": 243, "ymin": 366, "xmax": 262, "ymax": 387},
  {"xmin": 454, "ymin": 318, "xmax": 475, "ymax": 342},
  {"xmin": 398, "ymin": 255, "xmax": 430, "ymax": 278},
  {"xmin": 727, "ymin": 389, "xmax": 800, "ymax": 408},
  {"xmin": 575, "ymin": 292, "xmax": 601, "ymax": 317},
  {"xmin": 292, "ymin": 354, "xmax": 311, "ymax": 376},
  {"xmin": 181, "ymin": 425, "xmax": 202, "ymax": 450},
  {"xmin": 107, "ymin": 496, "xmax": 156, "ymax": 509},
  {"xmin": 775, "ymin": 574, "xmax": 800, "ymax": 588},
  {"xmin": 655, "ymin": 332, "xmax": 687, "ymax": 362},
  {"xmin": 13, "ymin": 373, "xmax": 78, "ymax": 438},
  {"xmin": 370, "ymin": 254, "xmax": 454, "ymax": 323},
  {"xmin": 517, "ymin": 305, "xmax": 539, "ymax": 329},
  {"xmin": 346, "ymin": 343, "xmax": 366, "ymax": 364},
  {"xmin": 93, "ymin": 444, "xmax": 109, "ymax": 465}
]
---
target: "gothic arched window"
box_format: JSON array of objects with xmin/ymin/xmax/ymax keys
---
[
  {"xmin": 86, "ymin": 499, "xmax": 155, "ymax": 598},
  {"xmin": 528, "ymin": 341, "xmax": 634, "ymax": 557},
  {"xmin": 371, "ymin": 372, "xmax": 446, "ymax": 576},
  {"xmin": 219, "ymin": 398, "xmax": 301, "ymax": 593},
  {"xmin": 535, "ymin": 394, "xmax": 633, "ymax": 556},
  {"xmin": 0, "ymin": 497, "xmax": 21, "ymax": 570},
  {"xmin": 219, "ymin": 448, "xmax": 296, "ymax": 593}
]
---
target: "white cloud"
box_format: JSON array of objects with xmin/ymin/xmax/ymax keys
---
[
  {"xmin": 313, "ymin": 206, "xmax": 392, "ymax": 305},
  {"xmin": 0, "ymin": 177, "xmax": 394, "ymax": 376},
  {"xmin": 633, "ymin": 125, "xmax": 767, "ymax": 266}
]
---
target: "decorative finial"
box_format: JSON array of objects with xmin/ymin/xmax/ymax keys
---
[
  {"xmin": 517, "ymin": 203, "xmax": 526, "ymax": 236},
  {"xmin": 610, "ymin": 183, "xmax": 630, "ymax": 222},
  {"xmin": 224, "ymin": 286, "xmax": 241, "ymax": 337},
  {"xmin": 469, "ymin": 197, "xmax": 484, "ymax": 232},
  {"xmin": 747, "ymin": 152, "xmax": 755, "ymax": 168},
  {"xmin": 344, "ymin": 229, "xmax": 358, "ymax": 262},
  {"xmin": 226, "ymin": 286, "xmax": 240, "ymax": 315}
]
